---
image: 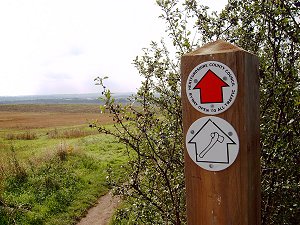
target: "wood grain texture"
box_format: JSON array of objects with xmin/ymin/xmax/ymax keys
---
[{"xmin": 181, "ymin": 40, "xmax": 260, "ymax": 225}]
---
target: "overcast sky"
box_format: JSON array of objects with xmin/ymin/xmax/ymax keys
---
[{"xmin": 0, "ymin": 0, "xmax": 227, "ymax": 96}]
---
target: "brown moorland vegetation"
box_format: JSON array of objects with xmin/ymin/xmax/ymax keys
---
[{"xmin": 0, "ymin": 104, "xmax": 111, "ymax": 129}]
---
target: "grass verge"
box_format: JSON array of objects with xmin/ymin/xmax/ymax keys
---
[{"xmin": 0, "ymin": 132, "xmax": 128, "ymax": 225}]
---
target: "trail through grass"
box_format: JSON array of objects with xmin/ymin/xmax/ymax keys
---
[{"xmin": 0, "ymin": 124, "xmax": 128, "ymax": 225}]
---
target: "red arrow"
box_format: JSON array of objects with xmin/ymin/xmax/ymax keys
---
[{"xmin": 194, "ymin": 70, "xmax": 229, "ymax": 104}]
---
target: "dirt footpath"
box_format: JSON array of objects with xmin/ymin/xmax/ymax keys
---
[{"xmin": 77, "ymin": 191, "xmax": 121, "ymax": 225}]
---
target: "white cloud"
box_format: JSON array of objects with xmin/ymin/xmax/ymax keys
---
[{"xmin": 0, "ymin": 0, "xmax": 227, "ymax": 96}]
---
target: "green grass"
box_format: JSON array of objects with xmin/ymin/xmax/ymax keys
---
[
  {"xmin": 109, "ymin": 202, "xmax": 137, "ymax": 225},
  {"xmin": 0, "ymin": 126, "xmax": 128, "ymax": 225},
  {"xmin": 0, "ymin": 126, "xmax": 100, "ymax": 162}
]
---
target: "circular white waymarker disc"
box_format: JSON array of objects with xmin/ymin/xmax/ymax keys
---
[
  {"xmin": 186, "ymin": 61, "xmax": 238, "ymax": 115},
  {"xmin": 186, "ymin": 116, "xmax": 239, "ymax": 171}
]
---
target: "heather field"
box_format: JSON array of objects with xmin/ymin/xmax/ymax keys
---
[
  {"xmin": 0, "ymin": 104, "xmax": 112, "ymax": 129},
  {"xmin": 0, "ymin": 104, "xmax": 127, "ymax": 225}
]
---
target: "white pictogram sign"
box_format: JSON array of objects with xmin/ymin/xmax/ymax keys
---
[
  {"xmin": 186, "ymin": 116, "xmax": 239, "ymax": 171},
  {"xmin": 186, "ymin": 61, "xmax": 238, "ymax": 115}
]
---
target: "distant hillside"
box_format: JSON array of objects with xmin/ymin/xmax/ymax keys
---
[{"xmin": 0, "ymin": 93, "xmax": 134, "ymax": 104}]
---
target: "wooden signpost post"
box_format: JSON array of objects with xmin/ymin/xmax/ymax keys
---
[{"xmin": 181, "ymin": 40, "xmax": 261, "ymax": 225}]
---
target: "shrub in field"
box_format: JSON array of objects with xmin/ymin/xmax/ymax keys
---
[
  {"xmin": 61, "ymin": 128, "xmax": 95, "ymax": 138},
  {"xmin": 47, "ymin": 128, "xmax": 59, "ymax": 139},
  {"xmin": 1, "ymin": 147, "xmax": 28, "ymax": 183},
  {"xmin": 56, "ymin": 141, "xmax": 76, "ymax": 161},
  {"xmin": 5, "ymin": 131, "xmax": 37, "ymax": 140},
  {"xmin": 47, "ymin": 128, "xmax": 95, "ymax": 139}
]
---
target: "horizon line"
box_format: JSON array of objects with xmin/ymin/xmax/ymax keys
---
[{"xmin": 0, "ymin": 91, "xmax": 136, "ymax": 98}]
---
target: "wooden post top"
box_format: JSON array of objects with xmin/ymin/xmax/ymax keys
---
[{"xmin": 183, "ymin": 40, "xmax": 250, "ymax": 56}]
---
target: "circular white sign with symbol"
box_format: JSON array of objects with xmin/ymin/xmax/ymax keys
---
[
  {"xmin": 186, "ymin": 61, "xmax": 238, "ymax": 115},
  {"xmin": 186, "ymin": 116, "xmax": 239, "ymax": 171}
]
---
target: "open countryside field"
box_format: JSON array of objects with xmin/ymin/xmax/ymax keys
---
[
  {"xmin": 0, "ymin": 104, "xmax": 127, "ymax": 225},
  {"xmin": 0, "ymin": 104, "xmax": 112, "ymax": 129}
]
